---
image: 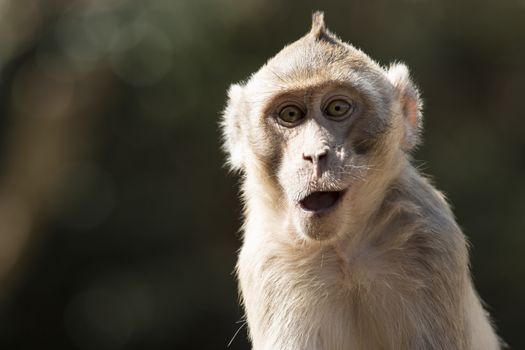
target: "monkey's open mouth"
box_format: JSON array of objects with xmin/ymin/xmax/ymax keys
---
[{"xmin": 299, "ymin": 191, "xmax": 344, "ymax": 214}]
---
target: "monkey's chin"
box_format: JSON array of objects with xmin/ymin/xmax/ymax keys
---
[{"xmin": 293, "ymin": 210, "xmax": 344, "ymax": 241}]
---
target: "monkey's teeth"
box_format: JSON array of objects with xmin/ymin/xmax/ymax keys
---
[{"xmin": 299, "ymin": 191, "xmax": 342, "ymax": 213}]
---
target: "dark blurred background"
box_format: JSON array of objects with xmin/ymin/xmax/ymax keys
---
[{"xmin": 0, "ymin": 0, "xmax": 523, "ymax": 349}]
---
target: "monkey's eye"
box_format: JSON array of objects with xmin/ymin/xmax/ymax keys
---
[
  {"xmin": 324, "ymin": 99, "xmax": 353, "ymax": 119},
  {"xmin": 277, "ymin": 105, "xmax": 305, "ymax": 126}
]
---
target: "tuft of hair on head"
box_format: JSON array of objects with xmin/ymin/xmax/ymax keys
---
[
  {"xmin": 309, "ymin": 11, "xmax": 339, "ymax": 44},
  {"xmin": 310, "ymin": 11, "xmax": 327, "ymax": 39}
]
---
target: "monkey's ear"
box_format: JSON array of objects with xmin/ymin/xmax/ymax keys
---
[
  {"xmin": 221, "ymin": 83, "xmax": 247, "ymax": 172},
  {"xmin": 387, "ymin": 63, "xmax": 423, "ymax": 151}
]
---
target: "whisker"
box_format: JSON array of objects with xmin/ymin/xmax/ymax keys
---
[{"xmin": 227, "ymin": 319, "xmax": 247, "ymax": 347}]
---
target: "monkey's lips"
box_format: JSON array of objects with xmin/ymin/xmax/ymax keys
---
[{"xmin": 299, "ymin": 190, "xmax": 345, "ymax": 214}]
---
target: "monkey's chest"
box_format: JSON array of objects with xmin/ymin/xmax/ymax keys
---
[{"xmin": 239, "ymin": 250, "xmax": 363, "ymax": 349}]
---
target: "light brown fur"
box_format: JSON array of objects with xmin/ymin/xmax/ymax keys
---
[{"xmin": 222, "ymin": 12, "xmax": 501, "ymax": 350}]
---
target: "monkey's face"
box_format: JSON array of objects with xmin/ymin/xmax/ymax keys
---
[
  {"xmin": 255, "ymin": 80, "xmax": 393, "ymax": 241},
  {"xmin": 222, "ymin": 23, "xmax": 421, "ymax": 242}
]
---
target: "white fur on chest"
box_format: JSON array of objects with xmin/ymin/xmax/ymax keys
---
[{"xmin": 238, "ymin": 231, "xmax": 362, "ymax": 350}]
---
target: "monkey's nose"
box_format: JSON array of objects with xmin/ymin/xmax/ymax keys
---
[
  {"xmin": 302, "ymin": 147, "xmax": 329, "ymax": 177},
  {"xmin": 302, "ymin": 149, "xmax": 328, "ymax": 164}
]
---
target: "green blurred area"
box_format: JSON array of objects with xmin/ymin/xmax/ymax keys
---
[{"xmin": 0, "ymin": 0, "xmax": 523, "ymax": 349}]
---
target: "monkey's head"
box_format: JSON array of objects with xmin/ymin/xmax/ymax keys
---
[{"xmin": 222, "ymin": 12, "xmax": 422, "ymax": 241}]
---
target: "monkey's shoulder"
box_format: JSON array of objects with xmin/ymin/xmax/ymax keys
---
[{"xmin": 369, "ymin": 171, "xmax": 468, "ymax": 269}]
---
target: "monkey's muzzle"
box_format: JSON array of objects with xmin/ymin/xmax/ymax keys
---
[{"xmin": 299, "ymin": 191, "xmax": 344, "ymax": 214}]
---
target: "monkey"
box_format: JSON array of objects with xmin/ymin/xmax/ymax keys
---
[{"xmin": 221, "ymin": 12, "xmax": 501, "ymax": 350}]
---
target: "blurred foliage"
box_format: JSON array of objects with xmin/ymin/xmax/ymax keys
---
[{"xmin": 0, "ymin": 0, "xmax": 523, "ymax": 349}]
